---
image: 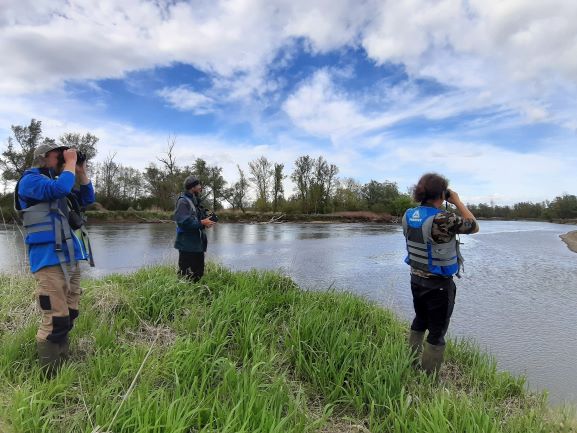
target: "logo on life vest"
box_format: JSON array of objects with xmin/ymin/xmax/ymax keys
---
[{"xmin": 409, "ymin": 209, "xmax": 421, "ymax": 222}]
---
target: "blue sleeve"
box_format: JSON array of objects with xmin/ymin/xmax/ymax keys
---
[
  {"xmin": 18, "ymin": 171, "xmax": 76, "ymax": 203},
  {"xmin": 78, "ymin": 182, "xmax": 95, "ymax": 206}
]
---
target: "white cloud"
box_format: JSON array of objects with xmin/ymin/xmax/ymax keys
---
[
  {"xmin": 2, "ymin": 0, "xmax": 577, "ymax": 94},
  {"xmin": 283, "ymin": 70, "xmax": 367, "ymax": 139},
  {"xmin": 282, "ymin": 70, "xmax": 521, "ymax": 142},
  {"xmin": 0, "ymin": 0, "xmax": 576, "ymax": 135},
  {"xmin": 157, "ymin": 86, "xmax": 214, "ymax": 114},
  {"xmin": 1, "ymin": 0, "xmax": 577, "ymax": 203},
  {"xmin": 1, "ymin": 88, "xmax": 575, "ymax": 204},
  {"xmin": 281, "ymin": 0, "xmax": 372, "ymax": 52},
  {"xmin": 370, "ymin": 138, "xmax": 577, "ymax": 204}
]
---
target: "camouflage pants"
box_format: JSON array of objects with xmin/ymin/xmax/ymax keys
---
[{"xmin": 33, "ymin": 264, "xmax": 82, "ymax": 343}]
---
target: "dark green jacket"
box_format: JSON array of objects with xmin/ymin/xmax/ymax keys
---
[{"xmin": 173, "ymin": 192, "xmax": 207, "ymax": 252}]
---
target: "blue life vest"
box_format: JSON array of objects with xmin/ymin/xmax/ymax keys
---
[
  {"xmin": 15, "ymin": 169, "xmax": 95, "ymax": 276},
  {"xmin": 401, "ymin": 206, "xmax": 462, "ymax": 277}
]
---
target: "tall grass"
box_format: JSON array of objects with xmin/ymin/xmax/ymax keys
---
[{"xmin": 0, "ymin": 265, "xmax": 574, "ymax": 432}]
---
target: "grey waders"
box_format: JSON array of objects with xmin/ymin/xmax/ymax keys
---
[
  {"xmin": 421, "ymin": 341, "xmax": 445, "ymax": 375},
  {"xmin": 408, "ymin": 330, "xmax": 425, "ymax": 366}
]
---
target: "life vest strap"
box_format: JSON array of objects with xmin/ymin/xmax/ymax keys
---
[
  {"xmin": 409, "ymin": 254, "xmax": 458, "ymax": 267},
  {"xmin": 406, "ymin": 239, "xmax": 427, "ymax": 248},
  {"xmin": 407, "ymin": 246, "xmax": 428, "ymax": 257}
]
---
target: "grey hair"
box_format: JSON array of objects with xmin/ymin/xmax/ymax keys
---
[{"xmin": 32, "ymin": 154, "xmax": 48, "ymax": 168}]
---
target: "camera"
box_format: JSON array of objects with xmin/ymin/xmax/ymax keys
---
[
  {"xmin": 208, "ymin": 212, "xmax": 219, "ymax": 222},
  {"xmin": 444, "ymin": 189, "xmax": 451, "ymax": 200}
]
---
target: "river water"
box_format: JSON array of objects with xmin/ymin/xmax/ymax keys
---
[{"xmin": 1, "ymin": 220, "xmax": 576, "ymax": 406}]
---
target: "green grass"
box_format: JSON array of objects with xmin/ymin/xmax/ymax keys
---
[{"xmin": 0, "ymin": 265, "xmax": 574, "ymax": 432}]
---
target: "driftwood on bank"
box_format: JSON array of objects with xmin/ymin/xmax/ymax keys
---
[
  {"xmin": 254, "ymin": 214, "xmax": 285, "ymax": 224},
  {"xmin": 134, "ymin": 215, "xmax": 173, "ymax": 224}
]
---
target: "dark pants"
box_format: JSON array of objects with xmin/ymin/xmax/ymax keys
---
[
  {"xmin": 178, "ymin": 251, "xmax": 205, "ymax": 282},
  {"xmin": 410, "ymin": 275, "xmax": 456, "ymax": 346}
]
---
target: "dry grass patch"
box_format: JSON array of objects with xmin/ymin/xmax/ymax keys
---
[
  {"xmin": 123, "ymin": 322, "xmax": 177, "ymax": 348},
  {"xmin": 89, "ymin": 282, "xmax": 129, "ymax": 316},
  {"xmin": 0, "ymin": 300, "xmax": 36, "ymax": 334}
]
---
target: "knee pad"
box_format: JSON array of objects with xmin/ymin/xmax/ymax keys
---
[
  {"xmin": 47, "ymin": 316, "xmax": 71, "ymax": 343},
  {"xmin": 68, "ymin": 309, "xmax": 79, "ymax": 330}
]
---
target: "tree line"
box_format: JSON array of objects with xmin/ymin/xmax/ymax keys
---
[
  {"xmin": 468, "ymin": 196, "xmax": 577, "ymax": 220},
  {"xmin": 1, "ymin": 119, "xmax": 576, "ymax": 221},
  {"xmin": 0, "ymin": 119, "xmax": 413, "ymax": 216}
]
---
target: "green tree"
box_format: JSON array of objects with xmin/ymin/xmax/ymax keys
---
[
  {"xmin": 361, "ymin": 180, "xmax": 400, "ymax": 212},
  {"xmin": 59, "ymin": 132, "xmax": 98, "ymax": 162},
  {"xmin": 272, "ymin": 163, "xmax": 285, "ymax": 212},
  {"xmin": 225, "ymin": 165, "xmax": 250, "ymax": 212},
  {"xmin": 548, "ymin": 194, "xmax": 577, "ymax": 219},
  {"xmin": 206, "ymin": 165, "xmax": 227, "ymax": 210},
  {"xmin": 333, "ymin": 177, "xmax": 364, "ymax": 211},
  {"xmin": 320, "ymin": 159, "xmax": 338, "ymax": 213},
  {"xmin": 1, "ymin": 119, "xmax": 46, "ymax": 180},
  {"xmin": 513, "ymin": 202, "xmax": 545, "ymax": 219},
  {"xmin": 290, "ymin": 155, "xmax": 314, "ymax": 213},
  {"xmin": 192, "ymin": 158, "xmax": 211, "ymax": 189},
  {"xmin": 388, "ymin": 194, "xmax": 415, "ymax": 216},
  {"xmin": 143, "ymin": 163, "xmax": 175, "ymax": 210},
  {"xmin": 249, "ymin": 156, "xmax": 273, "ymax": 211}
]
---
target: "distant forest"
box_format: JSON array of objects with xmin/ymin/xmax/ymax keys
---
[{"xmin": 1, "ymin": 119, "xmax": 576, "ymax": 221}]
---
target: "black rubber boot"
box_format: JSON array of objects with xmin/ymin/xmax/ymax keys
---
[
  {"xmin": 408, "ymin": 330, "xmax": 425, "ymax": 366},
  {"xmin": 37, "ymin": 340, "xmax": 61, "ymax": 378},
  {"xmin": 421, "ymin": 342, "xmax": 445, "ymax": 376},
  {"xmin": 59, "ymin": 336, "xmax": 70, "ymax": 362}
]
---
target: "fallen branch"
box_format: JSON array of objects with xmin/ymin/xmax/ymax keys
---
[
  {"xmin": 256, "ymin": 214, "xmax": 285, "ymax": 224},
  {"xmin": 134, "ymin": 215, "xmax": 173, "ymax": 224}
]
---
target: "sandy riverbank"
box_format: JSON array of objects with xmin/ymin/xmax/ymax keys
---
[{"xmin": 560, "ymin": 230, "xmax": 577, "ymax": 253}]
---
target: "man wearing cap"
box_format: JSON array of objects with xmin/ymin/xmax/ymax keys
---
[
  {"xmin": 173, "ymin": 176, "xmax": 215, "ymax": 282},
  {"xmin": 16, "ymin": 143, "xmax": 95, "ymax": 376}
]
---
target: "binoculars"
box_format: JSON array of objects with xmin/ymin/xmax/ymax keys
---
[{"xmin": 57, "ymin": 149, "xmax": 86, "ymax": 166}]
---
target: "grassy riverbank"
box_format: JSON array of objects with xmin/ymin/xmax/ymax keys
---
[{"xmin": 0, "ymin": 266, "xmax": 574, "ymax": 433}]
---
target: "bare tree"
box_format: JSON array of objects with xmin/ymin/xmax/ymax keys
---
[
  {"xmin": 97, "ymin": 153, "xmax": 120, "ymax": 200},
  {"xmin": 157, "ymin": 135, "xmax": 178, "ymax": 177},
  {"xmin": 117, "ymin": 166, "xmax": 144, "ymax": 201}
]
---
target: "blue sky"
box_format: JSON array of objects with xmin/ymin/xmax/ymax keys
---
[{"xmin": 1, "ymin": 0, "xmax": 576, "ymax": 204}]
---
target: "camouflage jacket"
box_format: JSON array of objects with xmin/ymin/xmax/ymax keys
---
[{"xmin": 411, "ymin": 210, "xmax": 477, "ymax": 279}]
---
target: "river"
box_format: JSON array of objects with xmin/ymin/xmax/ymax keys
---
[{"xmin": 1, "ymin": 220, "xmax": 576, "ymax": 406}]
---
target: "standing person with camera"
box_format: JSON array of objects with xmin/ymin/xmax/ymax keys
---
[
  {"xmin": 402, "ymin": 173, "xmax": 479, "ymax": 376},
  {"xmin": 16, "ymin": 143, "xmax": 95, "ymax": 377},
  {"xmin": 174, "ymin": 176, "xmax": 216, "ymax": 282}
]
